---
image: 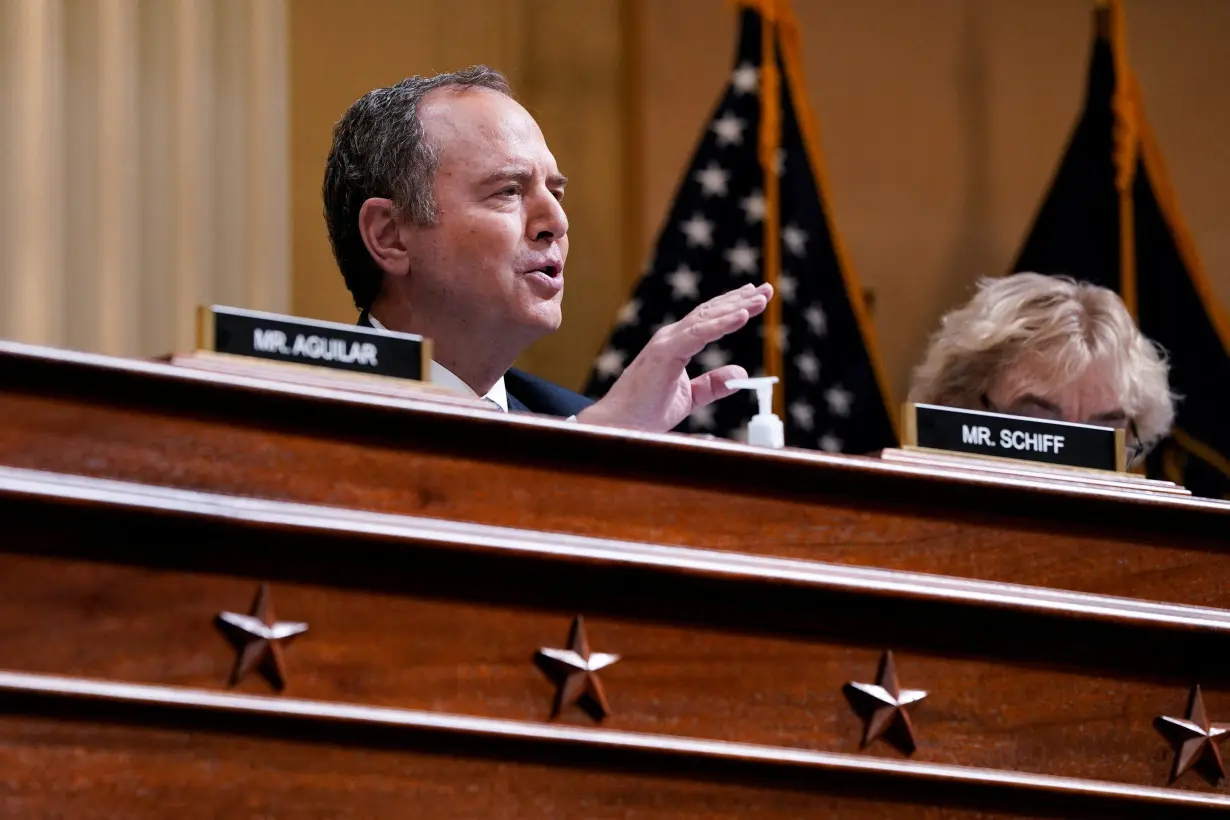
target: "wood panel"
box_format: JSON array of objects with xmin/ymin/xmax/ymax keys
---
[
  {"xmin": 3, "ymin": 466, "xmax": 1230, "ymax": 801},
  {"xmin": 4, "ymin": 685, "xmax": 1223, "ymax": 819},
  {"xmin": 0, "ymin": 343, "xmax": 1227, "ymax": 608}
]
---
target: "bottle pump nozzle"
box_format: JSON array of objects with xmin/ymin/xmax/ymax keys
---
[{"xmin": 725, "ymin": 376, "xmax": 785, "ymax": 449}]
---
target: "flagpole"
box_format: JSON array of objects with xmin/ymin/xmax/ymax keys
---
[
  {"xmin": 1103, "ymin": 1, "xmax": 1145, "ymax": 481},
  {"xmin": 1099, "ymin": 0, "xmax": 1139, "ymax": 317},
  {"xmin": 756, "ymin": 0, "xmax": 785, "ymax": 417}
]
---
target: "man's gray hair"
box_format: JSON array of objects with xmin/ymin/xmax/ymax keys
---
[{"xmin": 323, "ymin": 66, "xmax": 512, "ymax": 310}]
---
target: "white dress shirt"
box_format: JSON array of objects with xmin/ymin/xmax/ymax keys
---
[{"xmin": 366, "ymin": 314, "xmax": 508, "ymax": 411}]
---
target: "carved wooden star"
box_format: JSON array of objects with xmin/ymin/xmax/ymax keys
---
[
  {"xmin": 1155, "ymin": 685, "xmax": 1230, "ymax": 784},
  {"xmin": 214, "ymin": 583, "xmax": 308, "ymax": 692},
  {"xmin": 843, "ymin": 650, "xmax": 928, "ymax": 755},
  {"xmin": 533, "ymin": 615, "xmax": 620, "ymax": 722}
]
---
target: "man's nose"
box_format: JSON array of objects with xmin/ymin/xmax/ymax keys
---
[{"xmin": 528, "ymin": 191, "xmax": 568, "ymax": 242}]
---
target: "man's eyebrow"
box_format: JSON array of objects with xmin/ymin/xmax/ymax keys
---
[
  {"xmin": 479, "ymin": 167, "xmax": 532, "ymax": 187},
  {"xmin": 1090, "ymin": 408, "xmax": 1127, "ymax": 421},
  {"xmin": 478, "ymin": 168, "xmax": 568, "ymax": 188}
]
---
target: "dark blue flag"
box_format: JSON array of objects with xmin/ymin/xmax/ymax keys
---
[{"xmin": 1014, "ymin": 0, "xmax": 1230, "ymax": 498}]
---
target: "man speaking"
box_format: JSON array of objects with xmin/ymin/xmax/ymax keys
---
[{"xmin": 323, "ymin": 66, "xmax": 772, "ymax": 432}]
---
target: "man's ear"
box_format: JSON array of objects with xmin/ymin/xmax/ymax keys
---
[{"xmin": 358, "ymin": 197, "xmax": 410, "ymax": 276}]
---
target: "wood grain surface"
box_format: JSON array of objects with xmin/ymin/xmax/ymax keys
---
[
  {"xmin": 1, "ymin": 468, "xmax": 1229, "ymax": 800},
  {"xmin": 3, "ymin": 672, "xmax": 1229, "ymax": 818},
  {"xmin": 0, "ymin": 341, "xmax": 1228, "ymax": 607},
  {"xmin": 4, "ymin": 341, "xmax": 1230, "ymax": 816}
]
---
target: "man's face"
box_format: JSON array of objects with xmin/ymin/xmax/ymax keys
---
[{"xmin": 404, "ymin": 87, "xmax": 569, "ymax": 345}]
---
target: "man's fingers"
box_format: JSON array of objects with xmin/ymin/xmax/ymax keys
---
[
  {"xmin": 713, "ymin": 282, "xmax": 772, "ymax": 315},
  {"xmin": 647, "ymin": 281, "xmax": 773, "ymax": 360},
  {"xmin": 690, "ymin": 287, "xmax": 769, "ymax": 337},
  {"xmin": 684, "ymin": 283, "xmax": 772, "ymax": 324},
  {"xmin": 689, "ymin": 364, "xmax": 749, "ymax": 408},
  {"xmin": 743, "ymin": 291, "xmax": 771, "ymax": 319},
  {"xmin": 670, "ymin": 308, "xmax": 750, "ymax": 358},
  {"xmin": 705, "ymin": 282, "xmax": 758, "ymax": 310},
  {"xmin": 661, "ymin": 291, "xmax": 766, "ymax": 346}
]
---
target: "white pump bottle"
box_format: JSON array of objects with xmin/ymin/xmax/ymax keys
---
[{"xmin": 725, "ymin": 376, "xmax": 785, "ymax": 449}]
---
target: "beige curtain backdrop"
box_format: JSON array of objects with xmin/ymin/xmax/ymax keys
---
[{"xmin": 0, "ymin": 0, "xmax": 290, "ymax": 358}]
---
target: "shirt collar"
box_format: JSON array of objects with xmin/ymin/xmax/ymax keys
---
[{"xmin": 366, "ymin": 313, "xmax": 508, "ymax": 412}]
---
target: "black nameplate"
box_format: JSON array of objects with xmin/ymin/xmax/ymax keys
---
[
  {"xmin": 198, "ymin": 305, "xmax": 431, "ymax": 381},
  {"xmin": 903, "ymin": 403, "xmax": 1125, "ymax": 472}
]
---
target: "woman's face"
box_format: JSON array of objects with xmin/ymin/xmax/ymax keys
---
[{"xmin": 983, "ymin": 354, "xmax": 1129, "ymax": 429}]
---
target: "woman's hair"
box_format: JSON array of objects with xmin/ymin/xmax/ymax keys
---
[{"xmin": 908, "ymin": 273, "xmax": 1176, "ymax": 449}]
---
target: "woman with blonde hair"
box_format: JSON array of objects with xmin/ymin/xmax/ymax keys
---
[{"xmin": 908, "ymin": 272, "xmax": 1176, "ymax": 467}]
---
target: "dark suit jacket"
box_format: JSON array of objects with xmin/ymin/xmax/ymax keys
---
[{"xmin": 357, "ymin": 311, "xmax": 593, "ymax": 418}]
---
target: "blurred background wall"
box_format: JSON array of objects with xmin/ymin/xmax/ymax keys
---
[
  {"xmin": 0, "ymin": 0, "xmax": 289, "ymax": 356},
  {"xmin": 2, "ymin": 0, "xmax": 1227, "ymax": 405}
]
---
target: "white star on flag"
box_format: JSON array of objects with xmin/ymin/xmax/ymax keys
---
[
  {"xmin": 777, "ymin": 272, "xmax": 797, "ymax": 302},
  {"xmin": 804, "ymin": 304, "xmax": 828, "ymax": 337},
  {"xmin": 789, "ymin": 401, "xmax": 815, "ymax": 430},
  {"xmin": 724, "ymin": 240, "xmax": 760, "ymax": 276},
  {"xmin": 774, "ymin": 323, "xmax": 790, "ymax": 353},
  {"xmin": 697, "ymin": 345, "xmax": 732, "ymax": 370},
  {"xmin": 694, "ymin": 162, "xmax": 730, "ymax": 197},
  {"xmin": 680, "ymin": 213, "xmax": 714, "ymax": 248},
  {"xmin": 690, "ymin": 404, "xmax": 717, "ymax": 430},
  {"xmin": 825, "ymin": 385, "xmax": 854, "ymax": 417},
  {"xmin": 711, "ymin": 112, "xmax": 746, "ymax": 147},
  {"xmin": 616, "ymin": 298, "xmax": 640, "ymax": 327},
  {"xmin": 782, "ymin": 223, "xmax": 809, "ymax": 256},
  {"xmin": 666, "ymin": 265, "xmax": 701, "ymax": 300},
  {"xmin": 794, "ymin": 350, "xmax": 820, "ymax": 382},
  {"xmin": 740, "ymin": 190, "xmax": 766, "ymax": 224},
  {"xmin": 731, "ymin": 61, "xmax": 758, "ymax": 95},
  {"xmin": 819, "ymin": 433, "xmax": 844, "ymax": 452},
  {"xmin": 652, "ymin": 314, "xmax": 677, "ymax": 334},
  {"xmin": 760, "ymin": 322, "xmax": 790, "ymax": 353},
  {"xmin": 595, "ymin": 347, "xmax": 626, "ymax": 379}
]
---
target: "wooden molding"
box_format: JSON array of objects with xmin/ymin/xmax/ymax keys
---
[
  {"xmin": 879, "ymin": 447, "xmax": 1188, "ymax": 496},
  {"xmin": 2, "ymin": 669, "xmax": 1227, "ymax": 813},
  {"xmin": 3, "ymin": 464, "xmax": 1230, "ymax": 639},
  {"xmin": 2, "ymin": 339, "xmax": 1229, "ymax": 522}
]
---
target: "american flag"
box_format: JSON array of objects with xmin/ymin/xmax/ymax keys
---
[{"xmin": 584, "ymin": 2, "xmax": 897, "ymax": 454}]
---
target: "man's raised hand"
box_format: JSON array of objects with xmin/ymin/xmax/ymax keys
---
[{"xmin": 577, "ymin": 282, "xmax": 774, "ymax": 432}]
